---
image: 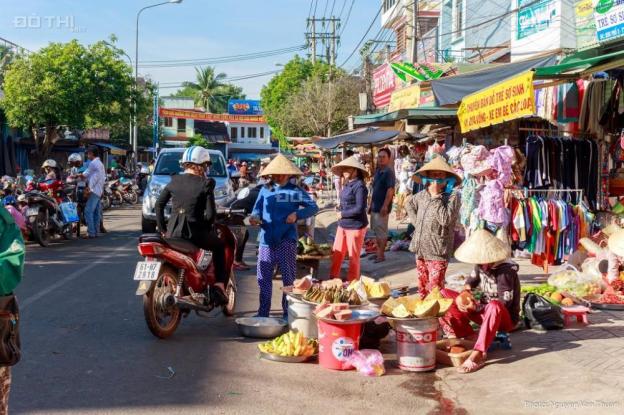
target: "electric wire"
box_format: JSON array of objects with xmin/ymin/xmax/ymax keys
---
[{"xmin": 339, "ymin": 4, "xmax": 383, "ymax": 67}]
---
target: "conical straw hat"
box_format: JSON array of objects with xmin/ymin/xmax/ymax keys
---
[
  {"xmin": 331, "ymin": 156, "xmax": 369, "ymax": 178},
  {"xmin": 258, "ymin": 154, "xmax": 303, "ymax": 177},
  {"xmin": 455, "ymin": 229, "xmax": 510, "ymax": 264},
  {"xmin": 415, "ymin": 157, "xmax": 461, "ymax": 184},
  {"xmin": 608, "ymin": 229, "xmax": 624, "ymax": 257}
]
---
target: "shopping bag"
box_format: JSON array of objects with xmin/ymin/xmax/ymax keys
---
[
  {"xmin": 59, "ymin": 202, "xmax": 79, "ymax": 224},
  {"xmin": 522, "ymin": 293, "xmax": 563, "ymax": 331}
]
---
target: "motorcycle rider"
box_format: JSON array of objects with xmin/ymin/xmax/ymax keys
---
[
  {"xmin": 42, "ymin": 159, "xmax": 59, "ymax": 181},
  {"xmin": 154, "ymin": 146, "xmax": 228, "ymax": 306}
]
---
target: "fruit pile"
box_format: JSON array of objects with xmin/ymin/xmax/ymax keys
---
[
  {"xmin": 258, "ymin": 330, "xmax": 318, "ymax": 357},
  {"xmin": 303, "ymin": 285, "xmax": 362, "ymax": 305},
  {"xmin": 380, "ymin": 288, "xmax": 453, "ymax": 319},
  {"xmin": 314, "ymin": 303, "xmax": 354, "ymax": 321},
  {"xmin": 521, "ymin": 283, "xmax": 575, "ymax": 306},
  {"xmin": 348, "ymin": 277, "xmax": 391, "ymax": 299},
  {"xmin": 297, "ymin": 236, "xmax": 332, "ymax": 256}
]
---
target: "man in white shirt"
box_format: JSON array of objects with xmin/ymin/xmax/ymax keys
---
[{"xmin": 82, "ymin": 146, "xmax": 106, "ymax": 238}]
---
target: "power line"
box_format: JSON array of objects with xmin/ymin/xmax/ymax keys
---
[
  {"xmin": 329, "ymin": 0, "xmax": 337, "ymax": 17},
  {"xmin": 337, "ymin": 0, "xmax": 347, "ymax": 20},
  {"xmin": 139, "ymin": 46, "xmax": 306, "ymax": 68},
  {"xmin": 339, "ymin": 4, "xmax": 383, "ymax": 68},
  {"xmin": 158, "ymin": 69, "xmax": 282, "ymax": 89},
  {"xmin": 323, "ymin": 0, "xmax": 329, "ymax": 18},
  {"xmin": 139, "ymin": 45, "xmax": 305, "ymax": 64},
  {"xmin": 338, "ymin": 0, "xmax": 355, "ymax": 37}
]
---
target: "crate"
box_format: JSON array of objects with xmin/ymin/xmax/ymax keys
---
[{"xmin": 435, "ymin": 339, "xmax": 476, "ymax": 367}]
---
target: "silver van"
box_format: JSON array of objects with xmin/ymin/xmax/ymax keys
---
[{"xmin": 141, "ymin": 148, "xmax": 233, "ymax": 233}]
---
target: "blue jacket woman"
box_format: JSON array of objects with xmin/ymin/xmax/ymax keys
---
[{"xmin": 250, "ymin": 155, "xmax": 318, "ymax": 317}]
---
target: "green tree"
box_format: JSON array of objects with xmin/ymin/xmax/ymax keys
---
[
  {"xmin": 0, "ymin": 45, "xmax": 15, "ymax": 87},
  {"xmin": 0, "ymin": 40, "xmax": 132, "ymax": 162},
  {"xmin": 180, "ymin": 66, "xmax": 242, "ymax": 113},
  {"xmin": 260, "ymin": 56, "xmax": 334, "ymax": 141},
  {"xmin": 186, "ymin": 133, "xmax": 213, "ymax": 149}
]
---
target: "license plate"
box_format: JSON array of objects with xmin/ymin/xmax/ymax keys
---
[
  {"xmin": 132, "ymin": 185, "xmax": 139, "ymax": 190},
  {"xmin": 26, "ymin": 207, "xmax": 39, "ymax": 216},
  {"xmin": 133, "ymin": 261, "xmax": 162, "ymax": 281}
]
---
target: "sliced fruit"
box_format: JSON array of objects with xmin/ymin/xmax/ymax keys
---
[
  {"xmin": 413, "ymin": 299, "xmax": 440, "ymax": 318},
  {"xmin": 425, "ymin": 287, "xmax": 443, "ymax": 301},
  {"xmin": 391, "ymin": 304, "xmax": 410, "ymax": 318},
  {"xmin": 381, "ymin": 298, "xmax": 400, "ymax": 316},
  {"xmin": 437, "ymin": 299, "xmax": 453, "ymax": 315}
]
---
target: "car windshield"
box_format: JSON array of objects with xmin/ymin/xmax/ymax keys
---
[{"xmin": 154, "ymin": 151, "xmax": 227, "ymax": 177}]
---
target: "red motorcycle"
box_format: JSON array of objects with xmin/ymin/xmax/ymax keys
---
[{"xmin": 134, "ymin": 210, "xmax": 240, "ymax": 339}]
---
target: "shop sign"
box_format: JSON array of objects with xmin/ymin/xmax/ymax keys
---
[
  {"xmin": 388, "ymin": 84, "xmax": 421, "ymax": 112},
  {"xmin": 457, "ymin": 71, "xmax": 535, "ymax": 133},
  {"xmin": 576, "ymin": 0, "xmax": 599, "ymax": 49},
  {"xmin": 227, "ymin": 99, "xmax": 263, "ymax": 115},
  {"xmin": 419, "ymin": 88, "xmax": 436, "ymax": 108},
  {"xmin": 594, "ymin": 0, "xmax": 624, "ymax": 42},
  {"xmin": 517, "ymin": 0, "xmax": 559, "ymax": 40},
  {"xmin": 159, "ymin": 108, "xmax": 266, "ymax": 123},
  {"xmin": 373, "ymin": 63, "xmax": 397, "ymax": 108},
  {"xmin": 390, "ymin": 62, "xmax": 448, "ymax": 82}
]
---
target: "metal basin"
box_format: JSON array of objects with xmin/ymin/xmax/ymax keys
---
[{"xmin": 235, "ymin": 317, "xmax": 288, "ymax": 339}]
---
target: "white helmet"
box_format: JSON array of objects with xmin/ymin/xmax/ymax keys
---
[
  {"xmin": 68, "ymin": 153, "xmax": 82, "ymax": 163},
  {"xmin": 42, "ymin": 159, "xmax": 57, "ymax": 169},
  {"xmin": 181, "ymin": 146, "xmax": 210, "ymax": 166},
  {"xmin": 17, "ymin": 194, "xmax": 27, "ymax": 203}
]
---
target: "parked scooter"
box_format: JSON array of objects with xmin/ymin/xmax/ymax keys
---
[
  {"xmin": 134, "ymin": 209, "xmax": 241, "ymax": 339},
  {"xmin": 119, "ymin": 176, "xmax": 139, "ymax": 204}
]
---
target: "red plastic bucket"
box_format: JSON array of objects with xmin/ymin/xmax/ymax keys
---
[{"xmin": 317, "ymin": 319, "xmax": 362, "ymax": 370}]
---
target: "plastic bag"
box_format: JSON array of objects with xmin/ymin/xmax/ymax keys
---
[
  {"xmin": 346, "ymin": 349, "xmax": 385, "ymax": 377},
  {"xmin": 522, "ymin": 293, "xmax": 563, "ymax": 330},
  {"xmin": 547, "ymin": 265, "xmax": 603, "ymax": 297}
]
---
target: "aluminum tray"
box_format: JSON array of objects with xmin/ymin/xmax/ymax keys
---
[{"xmin": 259, "ymin": 352, "xmax": 318, "ymax": 363}]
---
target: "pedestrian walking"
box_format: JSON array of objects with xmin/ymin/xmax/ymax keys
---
[
  {"xmin": 81, "ymin": 146, "xmax": 106, "ymax": 239},
  {"xmin": 405, "ymin": 157, "xmax": 461, "ymax": 298},
  {"xmin": 368, "ymin": 148, "xmax": 395, "ymax": 263},
  {"xmin": 0, "ymin": 204, "xmax": 26, "ymax": 414},
  {"xmin": 329, "ymin": 156, "xmax": 369, "ymax": 281},
  {"xmin": 249, "ymin": 154, "xmax": 318, "ymax": 317}
]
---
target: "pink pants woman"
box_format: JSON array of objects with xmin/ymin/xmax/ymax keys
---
[{"xmin": 330, "ymin": 226, "xmax": 367, "ymax": 281}]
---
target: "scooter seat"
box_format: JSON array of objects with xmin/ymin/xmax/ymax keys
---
[{"xmin": 164, "ymin": 238, "xmax": 199, "ymax": 255}]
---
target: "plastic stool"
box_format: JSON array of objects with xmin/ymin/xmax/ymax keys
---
[
  {"xmin": 562, "ymin": 306, "xmax": 590, "ymax": 327},
  {"xmin": 488, "ymin": 332, "xmax": 512, "ymax": 352}
]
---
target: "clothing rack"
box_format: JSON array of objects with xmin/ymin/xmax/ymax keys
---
[{"xmin": 523, "ymin": 188, "xmax": 584, "ymax": 199}]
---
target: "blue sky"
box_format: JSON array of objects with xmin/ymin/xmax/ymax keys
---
[{"xmin": 0, "ymin": 0, "xmax": 381, "ymax": 98}]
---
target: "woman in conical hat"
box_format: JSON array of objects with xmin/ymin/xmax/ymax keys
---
[
  {"xmin": 440, "ymin": 229, "xmax": 520, "ymax": 374},
  {"xmin": 606, "ymin": 227, "xmax": 624, "ymax": 283},
  {"xmin": 328, "ymin": 156, "xmax": 369, "ymax": 281},
  {"xmin": 249, "ymin": 153, "xmax": 319, "ymax": 317},
  {"xmin": 405, "ymin": 156, "xmax": 461, "ymax": 299}
]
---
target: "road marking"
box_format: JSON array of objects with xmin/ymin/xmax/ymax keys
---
[{"xmin": 21, "ymin": 238, "xmax": 137, "ymax": 310}]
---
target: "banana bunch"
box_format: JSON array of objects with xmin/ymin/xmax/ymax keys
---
[
  {"xmin": 258, "ymin": 330, "xmax": 318, "ymax": 357},
  {"xmin": 298, "ymin": 236, "xmax": 332, "ymax": 256}
]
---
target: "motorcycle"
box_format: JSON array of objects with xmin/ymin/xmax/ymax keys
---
[
  {"xmin": 105, "ymin": 179, "xmax": 123, "ymax": 207},
  {"xmin": 23, "ymin": 179, "xmax": 77, "ymax": 246},
  {"xmin": 134, "ymin": 208, "xmax": 241, "ymax": 339},
  {"xmin": 119, "ymin": 176, "xmax": 139, "ymax": 204}
]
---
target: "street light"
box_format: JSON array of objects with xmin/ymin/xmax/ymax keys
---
[{"xmin": 134, "ymin": 0, "xmax": 183, "ymax": 166}]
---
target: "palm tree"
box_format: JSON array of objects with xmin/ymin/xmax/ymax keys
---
[{"xmin": 183, "ymin": 66, "xmax": 227, "ymax": 113}]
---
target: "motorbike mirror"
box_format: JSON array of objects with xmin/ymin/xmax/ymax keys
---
[{"xmin": 237, "ymin": 187, "xmax": 250, "ymax": 200}]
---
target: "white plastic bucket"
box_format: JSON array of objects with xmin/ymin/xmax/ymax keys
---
[
  {"xmin": 395, "ymin": 318, "xmax": 438, "ymax": 372},
  {"xmin": 287, "ymin": 295, "xmax": 318, "ymax": 338}
]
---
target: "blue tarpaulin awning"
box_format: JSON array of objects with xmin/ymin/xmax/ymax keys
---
[{"xmin": 313, "ymin": 127, "xmax": 399, "ymax": 149}]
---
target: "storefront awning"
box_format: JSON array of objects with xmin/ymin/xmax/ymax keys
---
[
  {"xmin": 353, "ymin": 108, "xmax": 457, "ymax": 126},
  {"xmin": 430, "ymin": 54, "xmax": 559, "ymax": 106},
  {"xmin": 95, "ymin": 143, "xmax": 127, "ymax": 156},
  {"xmin": 314, "ymin": 127, "xmax": 399, "ymax": 149},
  {"xmin": 534, "ymin": 49, "xmax": 624, "ymax": 79}
]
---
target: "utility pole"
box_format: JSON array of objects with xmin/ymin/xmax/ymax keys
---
[
  {"xmin": 306, "ymin": 16, "xmax": 340, "ymax": 64},
  {"xmin": 412, "ymin": 0, "xmax": 419, "ymax": 63}
]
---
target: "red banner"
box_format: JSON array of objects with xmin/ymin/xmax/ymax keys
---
[
  {"xmin": 373, "ymin": 63, "xmax": 396, "ymax": 109},
  {"xmin": 159, "ymin": 108, "xmax": 266, "ymax": 124}
]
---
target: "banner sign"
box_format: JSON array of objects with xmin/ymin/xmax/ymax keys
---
[
  {"xmin": 517, "ymin": 0, "xmax": 558, "ymax": 40},
  {"xmin": 594, "ymin": 0, "xmax": 624, "ymax": 42},
  {"xmin": 457, "ymin": 71, "xmax": 535, "ymax": 133},
  {"xmin": 227, "ymin": 99, "xmax": 263, "ymax": 115},
  {"xmin": 390, "ymin": 62, "xmax": 449, "ymax": 82},
  {"xmin": 159, "ymin": 108, "xmax": 266, "ymax": 124},
  {"xmin": 576, "ymin": 0, "xmax": 598, "ymax": 49},
  {"xmin": 373, "ymin": 63, "xmax": 397, "ymax": 108},
  {"xmin": 388, "ymin": 84, "xmax": 421, "ymax": 112}
]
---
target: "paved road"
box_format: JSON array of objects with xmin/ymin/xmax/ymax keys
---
[{"xmin": 11, "ymin": 207, "xmax": 459, "ymax": 415}]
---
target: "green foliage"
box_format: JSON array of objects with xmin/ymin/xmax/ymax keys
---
[
  {"xmin": 0, "ymin": 39, "xmax": 132, "ymax": 160},
  {"xmin": 260, "ymin": 56, "xmax": 343, "ymax": 139},
  {"xmin": 180, "ymin": 66, "xmax": 245, "ymax": 113},
  {"xmin": 186, "ymin": 133, "xmax": 213, "ymax": 149},
  {"xmin": 0, "ymin": 45, "xmax": 15, "ymax": 87}
]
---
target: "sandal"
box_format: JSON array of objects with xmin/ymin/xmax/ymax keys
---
[{"xmin": 457, "ymin": 358, "xmax": 486, "ymax": 374}]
